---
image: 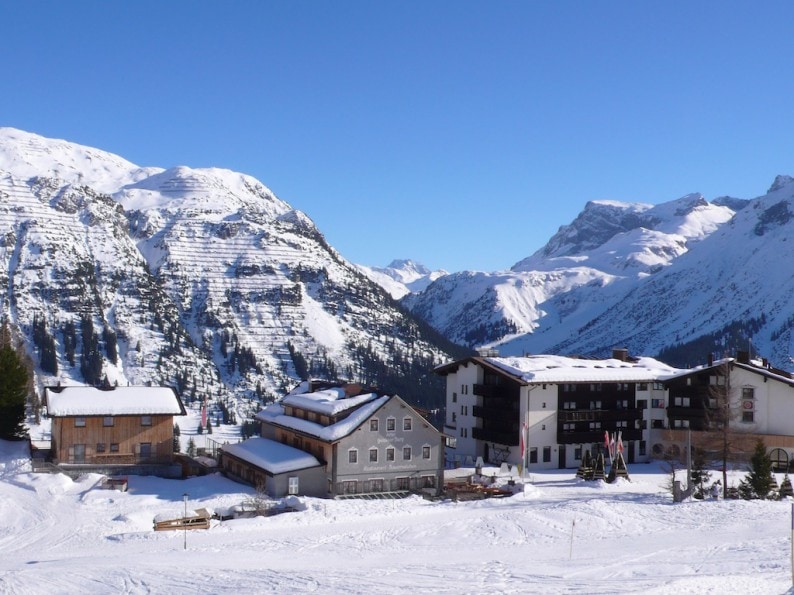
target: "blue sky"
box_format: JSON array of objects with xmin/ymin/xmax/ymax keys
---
[{"xmin": 3, "ymin": 2, "xmax": 794, "ymax": 273}]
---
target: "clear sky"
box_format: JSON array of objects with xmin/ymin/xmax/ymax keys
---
[{"xmin": 2, "ymin": 1, "xmax": 794, "ymax": 273}]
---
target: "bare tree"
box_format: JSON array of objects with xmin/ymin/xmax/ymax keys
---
[{"xmin": 699, "ymin": 360, "xmax": 754, "ymax": 493}]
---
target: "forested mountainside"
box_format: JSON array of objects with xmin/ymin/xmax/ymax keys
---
[{"xmin": 0, "ymin": 128, "xmax": 468, "ymax": 424}]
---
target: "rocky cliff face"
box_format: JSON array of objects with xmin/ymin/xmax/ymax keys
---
[{"xmin": 0, "ymin": 128, "xmax": 464, "ymax": 421}]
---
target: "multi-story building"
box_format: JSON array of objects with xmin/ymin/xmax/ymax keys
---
[
  {"xmin": 44, "ymin": 385, "xmax": 186, "ymax": 477},
  {"xmin": 221, "ymin": 382, "xmax": 445, "ymax": 498},
  {"xmin": 435, "ymin": 349, "xmax": 680, "ymax": 470},
  {"xmin": 659, "ymin": 351, "xmax": 794, "ymax": 467}
]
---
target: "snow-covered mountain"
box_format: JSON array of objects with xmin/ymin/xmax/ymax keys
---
[
  {"xmin": 357, "ymin": 259, "xmax": 447, "ymax": 299},
  {"xmin": 402, "ymin": 183, "xmax": 794, "ymax": 369},
  {"xmin": 0, "ymin": 128, "xmax": 465, "ymax": 420}
]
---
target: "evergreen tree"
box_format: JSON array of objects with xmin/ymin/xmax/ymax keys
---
[
  {"xmin": 690, "ymin": 447, "xmax": 712, "ymax": 499},
  {"xmin": 206, "ymin": 419, "xmax": 213, "ymax": 434},
  {"xmin": 186, "ymin": 437, "xmax": 196, "ymax": 457},
  {"xmin": 0, "ymin": 323, "xmax": 29, "ymax": 440},
  {"xmin": 739, "ymin": 439, "xmax": 777, "ymax": 500}
]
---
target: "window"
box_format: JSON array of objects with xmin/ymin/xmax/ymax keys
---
[
  {"xmin": 563, "ymin": 384, "xmax": 576, "ymax": 392},
  {"xmin": 589, "ymin": 421, "xmax": 601, "ymax": 430},
  {"xmin": 110, "ymin": 443, "xmax": 119, "ymax": 452},
  {"xmin": 653, "ymin": 382, "xmax": 664, "ymax": 390},
  {"xmin": 639, "ymin": 441, "xmax": 647, "ymax": 456},
  {"xmin": 452, "ymin": 392, "xmax": 457, "ymax": 403},
  {"xmin": 542, "ymin": 402, "xmax": 547, "ymax": 409},
  {"xmin": 349, "ymin": 449, "xmax": 358, "ymax": 464},
  {"xmin": 637, "ymin": 383, "xmax": 648, "ymax": 391},
  {"xmin": 651, "ymin": 420, "xmax": 664, "ymax": 429},
  {"xmin": 96, "ymin": 443, "xmax": 106, "ymax": 453},
  {"xmin": 422, "ymin": 475, "xmax": 436, "ymax": 488},
  {"xmin": 460, "ymin": 427, "xmax": 467, "ymax": 438},
  {"xmin": 422, "ymin": 446, "xmax": 431, "ymax": 459},
  {"xmin": 73, "ymin": 444, "xmax": 86, "ymax": 463},
  {"xmin": 637, "ymin": 399, "xmax": 647, "ymax": 409},
  {"xmin": 395, "ymin": 477, "xmax": 410, "ymax": 490},
  {"xmin": 141, "ymin": 415, "xmax": 152, "ymax": 427},
  {"xmin": 370, "ymin": 419, "xmax": 379, "ymax": 431},
  {"xmin": 386, "ymin": 447, "xmax": 395, "ymax": 462},
  {"xmin": 103, "ymin": 416, "xmax": 114, "ymax": 427},
  {"xmin": 590, "ymin": 400, "xmax": 601, "ymax": 410},
  {"xmin": 674, "ymin": 397, "xmax": 691, "ymax": 407},
  {"xmin": 563, "ymin": 423, "xmax": 575, "ymax": 431},
  {"xmin": 451, "ymin": 412, "xmax": 457, "ymax": 423},
  {"xmin": 403, "ymin": 446, "xmax": 412, "ymax": 460},
  {"xmin": 742, "ymin": 387, "xmax": 755, "ymax": 400},
  {"xmin": 386, "ymin": 418, "xmax": 396, "ymax": 431},
  {"xmin": 742, "ymin": 411, "xmax": 755, "ymax": 423},
  {"xmin": 139, "ymin": 443, "xmax": 152, "ymax": 458},
  {"xmin": 651, "ymin": 399, "xmax": 665, "ymax": 408},
  {"xmin": 369, "ymin": 448, "xmax": 378, "ymax": 463},
  {"xmin": 616, "ymin": 399, "xmax": 628, "ymax": 410},
  {"xmin": 75, "ymin": 417, "xmax": 86, "ymax": 427},
  {"xmin": 543, "ymin": 446, "xmax": 551, "ymax": 463},
  {"xmin": 288, "ymin": 477, "xmax": 299, "ymax": 495},
  {"xmin": 574, "ymin": 446, "xmax": 582, "ymax": 460},
  {"xmin": 616, "ymin": 420, "xmax": 627, "ymax": 429},
  {"xmin": 370, "ymin": 479, "xmax": 384, "ymax": 492},
  {"xmin": 673, "ymin": 419, "xmax": 690, "ymax": 429},
  {"xmin": 529, "ymin": 447, "xmax": 538, "ymax": 464},
  {"xmin": 710, "ymin": 375, "xmax": 726, "ymax": 386},
  {"xmin": 563, "ymin": 401, "xmax": 576, "ymax": 410},
  {"xmin": 403, "ymin": 417, "xmax": 412, "ymax": 431}
]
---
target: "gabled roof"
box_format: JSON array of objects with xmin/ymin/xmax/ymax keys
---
[
  {"xmin": 222, "ymin": 438, "xmax": 322, "ymax": 475},
  {"xmin": 45, "ymin": 386, "xmax": 186, "ymax": 417},
  {"xmin": 661, "ymin": 357, "xmax": 794, "ymax": 388},
  {"xmin": 256, "ymin": 394, "xmax": 390, "ymax": 443},
  {"xmin": 435, "ymin": 355, "xmax": 681, "ymax": 384},
  {"xmin": 282, "ymin": 387, "xmax": 380, "ymax": 417}
]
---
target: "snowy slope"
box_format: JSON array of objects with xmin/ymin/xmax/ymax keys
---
[
  {"xmin": 0, "ymin": 439, "xmax": 790, "ymax": 594},
  {"xmin": 357, "ymin": 259, "xmax": 448, "ymax": 299},
  {"xmin": 0, "ymin": 128, "xmax": 461, "ymax": 422},
  {"xmin": 405, "ymin": 193, "xmax": 738, "ymax": 352}
]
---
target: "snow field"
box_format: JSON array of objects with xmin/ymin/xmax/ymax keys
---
[{"xmin": 0, "ymin": 438, "xmax": 792, "ymax": 594}]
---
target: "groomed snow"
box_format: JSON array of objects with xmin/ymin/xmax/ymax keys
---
[
  {"xmin": 45, "ymin": 386, "xmax": 184, "ymax": 416},
  {"xmin": 1, "ymin": 439, "xmax": 792, "ymax": 594}
]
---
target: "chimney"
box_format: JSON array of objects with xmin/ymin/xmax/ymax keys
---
[
  {"xmin": 612, "ymin": 348, "xmax": 629, "ymax": 362},
  {"xmin": 737, "ymin": 350, "xmax": 750, "ymax": 364},
  {"xmin": 707, "ymin": 353, "xmax": 714, "ymax": 366}
]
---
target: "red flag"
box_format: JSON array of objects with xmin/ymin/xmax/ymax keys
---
[
  {"xmin": 521, "ymin": 422, "xmax": 527, "ymax": 459},
  {"xmin": 609, "ymin": 434, "xmax": 616, "ymax": 459},
  {"xmin": 201, "ymin": 402, "xmax": 207, "ymax": 428},
  {"xmin": 617, "ymin": 431, "xmax": 624, "ymax": 454},
  {"xmin": 604, "ymin": 430, "xmax": 610, "ymax": 452}
]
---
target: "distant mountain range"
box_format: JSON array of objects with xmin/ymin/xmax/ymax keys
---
[
  {"xmin": 402, "ymin": 178, "xmax": 794, "ymax": 371},
  {"xmin": 0, "ymin": 128, "xmax": 466, "ymax": 421},
  {"xmin": 357, "ymin": 259, "xmax": 447, "ymax": 300}
]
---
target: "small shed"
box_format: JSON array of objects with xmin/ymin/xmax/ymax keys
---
[{"xmin": 220, "ymin": 437, "xmax": 326, "ymax": 498}]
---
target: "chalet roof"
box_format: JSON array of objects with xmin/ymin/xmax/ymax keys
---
[
  {"xmin": 256, "ymin": 394, "xmax": 390, "ymax": 443},
  {"xmin": 660, "ymin": 357, "xmax": 794, "ymax": 387},
  {"xmin": 282, "ymin": 387, "xmax": 380, "ymax": 417},
  {"xmin": 221, "ymin": 438, "xmax": 322, "ymax": 475},
  {"xmin": 436, "ymin": 355, "xmax": 682, "ymax": 384},
  {"xmin": 45, "ymin": 386, "xmax": 186, "ymax": 417}
]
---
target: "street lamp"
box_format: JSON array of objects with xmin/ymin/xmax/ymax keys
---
[{"xmin": 183, "ymin": 492, "xmax": 189, "ymax": 550}]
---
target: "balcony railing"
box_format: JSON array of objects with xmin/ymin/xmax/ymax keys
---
[
  {"xmin": 558, "ymin": 409, "xmax": 643, "ymax": 423},
  {"xmin": 556, "ymin": 429, "xmax": 642, "ymax": 444},
  {"xmin": 472, "ymin": 404, "xmax": 519, "ymax": 423}
]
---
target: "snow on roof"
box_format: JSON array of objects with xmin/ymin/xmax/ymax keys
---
[
  {"xmin": 282, "ymin": 388, "xmax": 379, "ymax": 417},
  {"xmin": 45, "ymin": 386, "xmax": 185, "ymax": 416},
  {"xmin": 256, "ymin": 395, "xmax": 390, "ymax": 442},
  {"xmin": 486, "ymin": 355, "xmax": 682, "ymax": 384},
  {"xmin": 222, "ymin": 438, "xmax": 321, "ymax": 475}
]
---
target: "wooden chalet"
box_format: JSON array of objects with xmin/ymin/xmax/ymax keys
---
[{"xmin": 45, "ymin": 385, "xmax": 186, "ymax": 477}]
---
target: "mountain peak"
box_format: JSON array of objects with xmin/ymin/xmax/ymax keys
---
[{"xmin": 768, "ymin": 175, "xmax": 794, "ymax": 194}]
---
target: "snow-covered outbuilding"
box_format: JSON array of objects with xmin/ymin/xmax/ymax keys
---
[
  {"xmin": 221, "ymin": 382, "xmax": 444, "ymax": 498},
  {"xmin": 44, "ymin": 385, "xmax": 186, "ymax": 477}
]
